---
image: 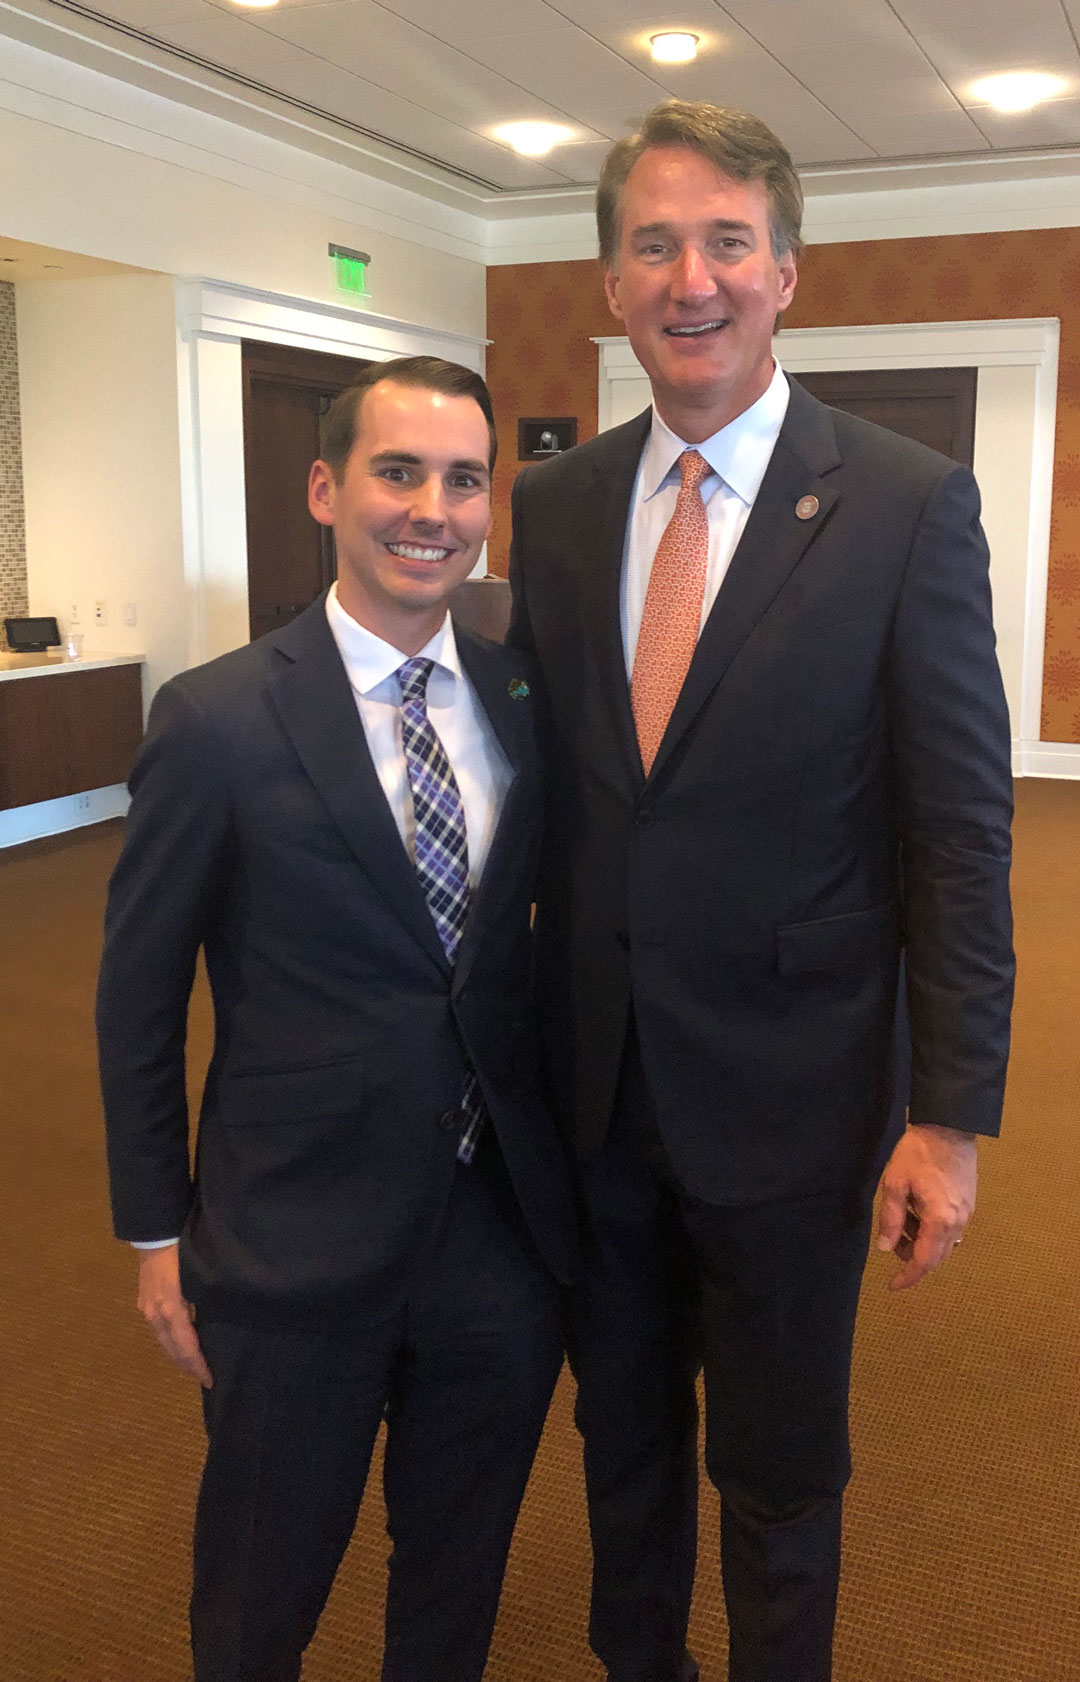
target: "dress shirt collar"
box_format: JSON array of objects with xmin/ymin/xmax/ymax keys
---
[
  {"xmin": 640, "ymin": 358, "xmax": 790, "ymax": 507},
  {"xmin": 325, "ymin": 582, "xmax": 462, "ymax": 697}
]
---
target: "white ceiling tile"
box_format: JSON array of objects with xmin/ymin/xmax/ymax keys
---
[
  {"xmin": 259, "ymin": 7, "xmax": 604, "ymax": 133},
  {"xmin": 966, "ymin": 96, "xmax": 1080, "ymax": 149},
  {"xmin": 546, "ymin": 0, "xmax": 723, "ymax": 24},
  {"xmin": 158, "ymin": 12, "xmax": 566, "ymax": 184},
  {"xmin": 543, "ymin": 138, "xmax": 617, "ymax": 181},
  {"xmin": 375, "ymin": 0, "xmax": 566, "ymax": 39},
  {"xmin": 83, "ymin": 0, "xmax": 219, "ymax": 26},
  {"xmin": 456, "ymin": 27, "xmax": 668, "ymax": 118},
  {"xmin": 809, "ymin": 96, "xmax": 991, "ymax": 158},
  {"xmin": 716, "ymin": 0, "xmax": 922, "ymax": 59},
  {"xmin": 885, "ymin": 0, "xmax": 1080, "ymax": 88},
  {"xmin": 253, "ymin": 0, "xmax": 435, "ymax": 59},
  {"xmin": 634, "ymin": 41, "xmax": 874, "ymax": 160}
]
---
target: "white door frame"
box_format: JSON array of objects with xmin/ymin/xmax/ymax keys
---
[
  {"xmin": 175, "ymin": 278, "xmax": 489, "ymax": 667},
  {"xmin": 595, "ymin": 319, "xmax": 1073, "ymax": 777}
]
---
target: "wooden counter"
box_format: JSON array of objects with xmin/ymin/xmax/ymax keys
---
[{"xmin": 0, "ymin": 653, "xmax": 145, "ymax": 810}]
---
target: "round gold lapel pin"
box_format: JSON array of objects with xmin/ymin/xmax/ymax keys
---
[{"xmin": 795, "ymin": 495, "xmax": 820, "ymax": 521}]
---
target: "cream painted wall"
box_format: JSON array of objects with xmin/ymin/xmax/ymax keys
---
[
  {"xmin": 17, "ymin": 274, "xmax": 186, "ymax": 705},
  {"xmin": 0, "ymin": 99, "xmax": 485, "ymax": 342}
]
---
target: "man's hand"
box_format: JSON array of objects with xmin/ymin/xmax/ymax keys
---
[
  {"xmin": 136, "ymin": 1244, "xmax": 213, "ymax": 1387},
  {"xmin": 876, "ymin": 1124, "xmax": 978, "ymax": 1292}
]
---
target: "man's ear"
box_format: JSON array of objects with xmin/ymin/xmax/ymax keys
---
[
  {"xmin": 604, "ymin": 266, "xmax": 624, "ymax": 322},
  {"xmin": 308, "ymin": 459, "xmax": 336, "ymax": 527}
]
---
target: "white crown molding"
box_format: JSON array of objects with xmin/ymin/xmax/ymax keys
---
[{"xmin": 0, "ymin": 24, "xmax": 493, "ymax": 264}]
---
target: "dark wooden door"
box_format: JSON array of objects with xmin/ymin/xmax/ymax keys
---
[
  {"xmin": 791, "ymin": 366, "xmax": 977, "ymax": 467},
  {"xmin": 242, "ymin": 341, "xmax": 371, "ymax": 641}
]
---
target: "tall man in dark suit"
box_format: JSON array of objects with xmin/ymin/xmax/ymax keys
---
[
  {"xmin": 98, "ymin": 356, "xmax": 576, "ymax": 1682},
  {"xmin": 509, "ymin": 102, "xmax": 1014, "ymax": 1682}
]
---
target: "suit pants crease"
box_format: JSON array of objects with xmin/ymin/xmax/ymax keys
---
[
  {"xmin": 189, "ymin": 1134, "xmax": 564, "ymax": 1682},
  {"xmin": 567, "ymin": 1029, "xmax": 873, "ymax": 1682}
]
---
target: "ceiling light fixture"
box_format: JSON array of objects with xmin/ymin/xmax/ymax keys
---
[
  {"xmin": 493, "ymin": 121, "xmax": 576, "ymax": 157},
  {"xmin": 970, "ymin": 70, "xmax": 1067, "ymax": 112},
  {"xmin": 231, "ymin": 1, "xmax": 281, "ymax": 11},
  {"xmin": 650, "ymin": 32, "xmax": 699, "ymax": 65}
]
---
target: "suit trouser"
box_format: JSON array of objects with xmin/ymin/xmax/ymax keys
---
[
  {"xmin": 189, "ymin": 1137, "xmax": 564, "ymax": 1682},
  {"xmin": 567, "ymin": 1032, "xmax": 874, "ymax": 1682}
]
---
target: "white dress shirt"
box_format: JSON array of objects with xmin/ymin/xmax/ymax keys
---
[
  {"xmin": 325, "ymin": 584, "xmax": 513, "ymax": 890},
  {"xmin": 133, "ymin": 587, "xmax": 512, "ymax": 1249},
  {"xmin": 621, "ymin": 360, "xmax": 790, "ymax": 675}
]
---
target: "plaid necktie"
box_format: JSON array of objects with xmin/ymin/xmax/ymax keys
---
[{"xmin": 397, "ymin": 656, "xmax": 484, "ymax": 1164}]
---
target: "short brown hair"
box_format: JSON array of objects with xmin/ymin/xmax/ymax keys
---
[
  {"xmin": 596, "ymin": 99, "xmax": 803, "ymax": 269},
  {"xmin": 320, "ymin": 356, "xmax": 497, "ymax": 482}
]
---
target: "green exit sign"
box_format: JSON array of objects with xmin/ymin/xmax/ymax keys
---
[{"xmin": 329, "ymin": 243, "xmax": 371, "ymax": 298}]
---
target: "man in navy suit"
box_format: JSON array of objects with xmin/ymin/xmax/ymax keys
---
[
  {"xmin": 509, "ymin": 102, "xmax": 1014, "ymax": 1682},
  {"xmin": 98, "ymin": 356, "xmax": 576, "ymax": 1682}
]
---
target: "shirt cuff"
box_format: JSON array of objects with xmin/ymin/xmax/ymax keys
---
[{"xmin": 131, "ymin": 1237, "xmax": 179, "ymax": 1250}]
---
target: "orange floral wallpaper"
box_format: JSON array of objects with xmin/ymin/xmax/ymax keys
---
[{"xmin": 487, "ymin": 229, "xmax": 1080, "ymax": 743}]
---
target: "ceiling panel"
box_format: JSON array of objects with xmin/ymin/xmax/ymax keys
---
[
  {"xmin": 80, "ymin": 0, "xmax": 216, "ymax": 26},
  {"xmin": 808, "ymin": 89, "xmax": 990, "ymax": 158},
  {"xmin": 159, "ymin": 10, "xmax": 571, "ymax": 185},
  {"xmin": 30, "ymin": 0, "xmax": 1080, "ymax": 199},
  {"xmin": 887, "ymin": 0, "xmax": 1080, "ymax": 91},
  {"xmin": 547, "ymin": 0, "xmax": 728, "ymax": 25},
  {"xmin": 259, "ymin": 4, "xmax": 601, "ymax": 133},
  {"xmin": 716, "ymin": 0, "xmax": 926, "ymax": 60},
  {"xmin": 375, "ymin": 0, "xmax": 567, "ymax": 38},
  {"xmin": 250, "ymin": 0, "xmax": 436, "ymax": 59},
  {"xmin": 454, "ymin": 27, "xmax": 667, "ymax": 121},
  {"xmin": 967, "ymin": 96, "xmax": 1080, "ymax": 149}
]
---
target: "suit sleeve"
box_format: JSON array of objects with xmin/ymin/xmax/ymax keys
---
[
  {"xmin": 96, "ymin": 679, "xmax": 234, "ymax": 1240},
  {"xmin": 888, "ymin": 464, "xmax": 1015, "ymax": 1136}
]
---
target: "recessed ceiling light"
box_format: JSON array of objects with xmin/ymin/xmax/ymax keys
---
[
  {"xmin": 493, "ymin": 121, "xmax": 576, "ymax": 157},
  {"xmin": 231, "ymin": 1, "xmax": 280, "ymax": 10},
  {"xmin": 970, "ymin": 70, "xmax": 1067, "ymax": 112},
  {"xmin": 650, "ymin": 32, "xmax": 699, "ymax": 65}
]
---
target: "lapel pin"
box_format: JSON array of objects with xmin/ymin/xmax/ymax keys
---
[
  {"xmin": 795, "ymin": 495, "xmax": 820, "ymax": 521},
  {"xmin": 508, "ymin": 678, "xmax": 530, "ymax": 699}
]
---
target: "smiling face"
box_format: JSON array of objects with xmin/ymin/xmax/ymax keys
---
[
  {"xmin": 604, "ymin": 146, "xmax": 798, "ymax": 442},
  {"xmin": 308, "ymin": 379, "xmax": 492, "ymax": 654}
]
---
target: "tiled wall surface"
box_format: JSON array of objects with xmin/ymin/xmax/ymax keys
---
[
  {"xmin": 0, "ymin": 282, "xmax": 28, "ymax": 644},
  {"xmin": 487, "ymin": 228, "xmax": 1080, "ymax": 743}
]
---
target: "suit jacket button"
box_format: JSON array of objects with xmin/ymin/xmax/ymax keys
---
[
  {"xmin": 438, "ymin": 1108, "xmax": 459, "ymax": 1132},
  {"xmin": 635, "ymin": 810, "xmax": 654, "ymax": 830},
  {"xmin": 616, "ymin": 931, "xmax": 630, "ymax": 951}
]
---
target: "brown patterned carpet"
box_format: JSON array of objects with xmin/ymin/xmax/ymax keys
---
[{"xmin": 1, "ymin": 777, "xmax": 1079, "ymax": 1681}]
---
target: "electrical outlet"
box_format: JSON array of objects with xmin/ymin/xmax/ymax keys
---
[
  {"xmin": 123, "ymin": 602, "xmax": 137, "ymax": 627},
  {"xmin": 94, "ymin": 600, "xmax": 108, "ymax": 626},
  {"xmin": 74, "ymin": 792, "xmax": 91, "ymax": 814},
  {"xmin": 70, "ymin": 603, "xmax": 81, "ymax": 626}
]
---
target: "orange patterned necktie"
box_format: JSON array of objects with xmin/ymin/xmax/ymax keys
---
[{"xmin": 631, "ymin": 448, "xmax": 711, "ymax": 775}]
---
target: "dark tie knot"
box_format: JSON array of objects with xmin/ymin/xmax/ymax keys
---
[{"xmin": 397, "ymin": 657, "xmax": 435, "ymax": 706}]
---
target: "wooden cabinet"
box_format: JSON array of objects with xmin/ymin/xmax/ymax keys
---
[{"xmin": 0, "ymin": 662, "xmax": 144, "ymax": 810}]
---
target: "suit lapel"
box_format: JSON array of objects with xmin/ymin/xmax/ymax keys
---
[
  {"xmin": 583, "ymin": 411, "xmax": 652, "ymax": 793},
  {"xmin": 648, "ymin": 380, "xmax": 842, "ymax": 782},
  {"xmin": 265, "ymin": 599, "xmax": 449, "ymax": 975}
]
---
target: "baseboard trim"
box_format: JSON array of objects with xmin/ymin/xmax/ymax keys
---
[
  {"xmin": 0, "ymin": 785, "xmax": 129, "ymax": 849},
  {"xmin": 1015, "ymin": 740, "xmax": 1080, "ymax": 778}
]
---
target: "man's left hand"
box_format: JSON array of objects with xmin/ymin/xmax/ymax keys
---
[{"xmin": 876, "ymin": 1124, "xmax": 978, "ymax": 1292}]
